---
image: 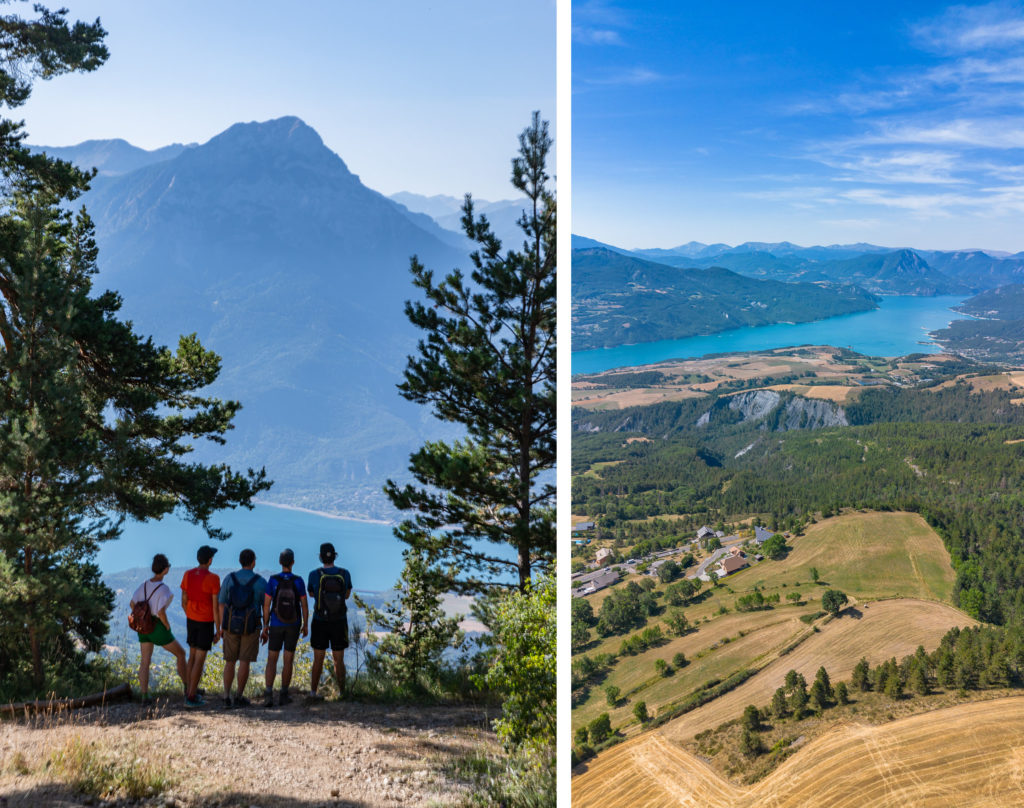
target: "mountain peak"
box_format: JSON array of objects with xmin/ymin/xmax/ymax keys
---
[{"xmin": 207, "ymin": 116, "xmax": 327, "ymax": 153}]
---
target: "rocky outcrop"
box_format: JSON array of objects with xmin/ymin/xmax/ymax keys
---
[
  {"xmin": 697, "ymin": 390, "xmax": 846, "ymax": 432},
  {"xmin": 781, "ymin": 396, "xmax": 848, "ymax": 429}
]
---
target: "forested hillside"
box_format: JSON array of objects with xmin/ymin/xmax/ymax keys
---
[
  {"xmin": 572, "ymin": 247, "xmax": 878, "ymax": 350},
  {"xmin": 573, "ymin": 366, "xmax": 1024, "ymax": 626}
]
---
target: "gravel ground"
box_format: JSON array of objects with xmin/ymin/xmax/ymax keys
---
[{"xmin": 0, "ymin": 694, "xmax": 499, "ymax": 807}]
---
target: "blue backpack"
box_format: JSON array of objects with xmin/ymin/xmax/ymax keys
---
[{"xmin": 226, "ymin": 574, "xmax": 260, "ymax": 634}]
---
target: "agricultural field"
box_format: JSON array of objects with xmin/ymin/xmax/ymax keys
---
[
  {"xmin": 572, "ymin": 511, "xmax": 984, "ymax": 805},
  {"xmin": 572, "ymin": 512, "xmax": 958, "ymax": 735},
  {"xmin": 572, "ymin": 696, "xmax": 1024, "ymax": 807},
  {"xmin": 570, "ymin": 347, "xmax": 968, "ymax": 411}
]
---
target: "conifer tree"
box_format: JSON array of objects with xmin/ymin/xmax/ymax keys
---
[
  {"xmin": 384, "ymin": 112, "xmax": 555, "ymax": 594},
  {"xmin": 0, "ymin": 187, "xmax": 270, "ymax": 694}
]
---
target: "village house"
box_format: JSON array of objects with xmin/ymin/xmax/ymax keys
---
[
  {"xmin": 696, "ymin": 526, "xmax": 715, "ymax": 540},
  {"xmin": 716, "ymin": 554, "xmax": 749, "ymax": 577},
  {"xmin": 754, "ymin": 525, "xmax": 774, "ymax": 544},
  {"xmin": 571, "ymin": 567, "xmax": 619, "ymax": 598},
  {"xmin": 572, "ymin": 521, "xmax": 596, "ymax": 538},
  {"xmin": 595, "ymin": 547, "xmax": 614, "ymax": 566}
]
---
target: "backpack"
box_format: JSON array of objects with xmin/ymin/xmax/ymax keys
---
[
  {"xmin": 271, "ymin": 574, "xmax": 299, "ymax": 623},
  {"xmin": 129, "ymin": 582, "xmax": 156, "ymax": 635},
  {"xmin": 316, "ymin": 572, "xmax": 346, "ymax": 621},
  {"xmin": 226, "ymin": 574, "xmax": 260, "ymax": 634}
]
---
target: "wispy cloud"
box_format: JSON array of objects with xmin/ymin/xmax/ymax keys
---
[
  {"xmin": 574, "ymin": 0, "xmax": 630, "ymax": 46},
  {"xmin": 582, "ymin": 67, "xmax": 667, "ymax": 86},
  {"xmin": 857, "ymin": 118, "xmax": 1024, "ymax": 149},
  {"xmin": 822, "ymin": 150, "xmax": 967, "ymax": 185},
  {"xmin": 574, "ymin": 28, "xmax": 624, "ymax": 45},
  {"xmin": 913, "ymin": 2, "xmax": 1024, "ymax": 53}
]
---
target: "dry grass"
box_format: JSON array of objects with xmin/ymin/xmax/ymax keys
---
[
  {"xmin": 573, "ymin": 697, "xmax": 1024, "ymax": 807},
  {"xmin": 658, "ymin": 598, "xmax": 974, "ymax": 743},
  {"xmin": 765, "ymin": 384, "xmax": 859, "ymax": 403}
]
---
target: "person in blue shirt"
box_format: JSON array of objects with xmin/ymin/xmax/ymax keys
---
[
  {"xmin": 260, "ymin": 547, "xmax": 308, "ymax": 707},
  {"xmin": 307, "ymin": 542, "xmax": 352, "ymax": 699},
  {"xmin": 218, "ymin": 548, "xmax": 266, "ymax": 708}
]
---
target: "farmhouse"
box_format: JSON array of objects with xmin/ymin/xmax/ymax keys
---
[
  {"xmin": 573, "ymin": 521, "xmax": 596, "ymax": 538},
  {"xmin": 571, "ymin": 567, "xmax": 619, "ymax": 598},
  {"xmin": 595, "ymin": 547, "xmax": 614, "ymax": 566},
  {"xmin": 716, "ymin": 554, "xmax": 749, "ymax": 577},
  {"xmin": 754, "ymin": 525, "xmax": 774, "ymax": 544},
  {"xmin": 696, "ymin": 526, "xmax": 715, "ymax": 540}
]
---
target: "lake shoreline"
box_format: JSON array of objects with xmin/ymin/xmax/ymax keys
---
[
  {"xmin": 254, "ymin": 499, "xmax": 394, "ymax": 527},
  {"xmin": 571, "ymin": 295, "xmax": 972, "ymax": 375}
]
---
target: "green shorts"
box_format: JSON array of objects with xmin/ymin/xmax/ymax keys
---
[{"xmin": 137, "ymin": 621, "xmax": 175, "ymax": 646}]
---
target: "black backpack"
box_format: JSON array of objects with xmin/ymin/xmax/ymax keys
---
[
  {"xmin": 226, "ymin": 574, "xmax": 260, "ymax": 634},
  {"xmin": 272, "ymin": 574, "xmax": 299, "ymax": 623},
  {"xmin": 316, "ymin": 572, "xmax": 346, "ymax": 621}
]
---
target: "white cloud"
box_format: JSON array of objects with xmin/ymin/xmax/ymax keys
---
[
  {"xmin": 582, "ymin": 67, "xmax": 667, "ymax": 86},
  {"xmin": 574, "ymin": 28, "xmax": 625, "ymax": 45},
  {"xmin": 913, "ymin": 2, "xmax": 1024, "ymax": 53}
]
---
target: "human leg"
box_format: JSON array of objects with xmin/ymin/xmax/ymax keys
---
[
  {"xmin": 164, "ymin": 639, "xmax": 188, "ymax": 690},
  {"xmin": 139, "ymin": 642, "xmax": 154, "ymax": 696},
  {"xmin": 310, "ymin": 649, "xmax": 325, "ymax": 694},
  {"xmin": 265, "ymin": 650, "xmax": 279, "ymax": 691},
  {"xmin": 331, "ymin": 650, "xmax": 346, "ymax": 694},
  {"xmin": 187, "ymin": 648, "xmax": 208, "ymax": 699}
]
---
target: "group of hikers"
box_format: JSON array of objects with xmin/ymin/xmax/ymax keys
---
[{"xmin": 128, "ymin": 542, "xmax": 353, "ymax": 708}]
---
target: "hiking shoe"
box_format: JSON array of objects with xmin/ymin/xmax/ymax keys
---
[
  {"xmin": 279, "ymin": 692, "xmax": 292, "ymax": 706},
  {"xmin": 222, "ymin": 695, "xmax": 234, "ymax": 709},
  {"xmin": 263, "ymin": 692, "xmax": 274, "ymax": 709},
  {"xmin": 185, "ymin": 696, "xmax": 204, "ymax": 708},
  {"xmin": 305, "ymin": 691, "xmax": 324, "ymax": 703},
  {"xmin": 234, "ymin": 695, "xmax": 251, "ymax": 708}
]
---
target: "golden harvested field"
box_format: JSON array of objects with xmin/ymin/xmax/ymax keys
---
[
  {"xmin": 574, "ymin": 387, "xmax": 708, "ymax": 410},
  {"xmin": 573, "ymin": 613, "xmax": 810, "ymax": 730},
  {"xmin": 573, "ymin": 512, "xmax": 957, "ymax": 734},
  {"xmin": 659, "ymin": 598, "xmax": 975, "ymax": 743},
  {"xmin": 765, "ymin": 384, "xmax": 859, "ymax": 403},
  {"xmin": 731, "ymin": 511, "xmax": 956, "ymax": 602},
  {"xmin": 572, "ymin": 697, "xmax": 1024, "ymax": 807}
]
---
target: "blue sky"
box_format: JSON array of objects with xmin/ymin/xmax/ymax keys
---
[
  {"xmin": 21, "ymin": 1, "xmax": 554, "ymax": 200},
  {"xmin": 573, "ymin": 1, "xmax": 1024, "ymax": 251}
]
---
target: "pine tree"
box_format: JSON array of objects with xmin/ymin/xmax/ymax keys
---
[
  {"xmin": 354, "ymin": 551, "xmax": 464, "ymax": 691},
  {"xmin": 0, "ymin": 189, "xmax": 269, "ymax": 694},
  {"xmin": 771, "ymin": 686, "xmax": 789, "ymax": 719},
  {"xmin": 384, "ymin": 113, "xmax": 555, "ymax": 595}
]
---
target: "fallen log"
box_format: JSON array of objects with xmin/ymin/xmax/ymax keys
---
[{"xmin": 0, "ymin": 682, "xmax": 132, "ymax": 716}]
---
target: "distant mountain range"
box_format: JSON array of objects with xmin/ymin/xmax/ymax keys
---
[
  {"xmin": 389, "ymin": 192, "xmax": 528, "ymax": 250},
  {"xmin": 572, "ymin": 234, "xmax": 1024, "ymax": 294},
  {"xmin": 30, "ymin": 117, "xmax": 518, "ymax": 520},
  {"xmin": 572, "ymin": 247, "xmax": 878, "ymax": 350},
  {"xmin": 572, "ymin": 234, "xmax": 1024, "ymax": 350}
]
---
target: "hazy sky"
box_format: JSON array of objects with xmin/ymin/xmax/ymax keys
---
[
  {"xmin": 574, "ymin": 0, "xmax": 1024, "ymax": 251},
  {"xmin": 21, "ymin": 1, "xmax": 555, "ymax": 200}
]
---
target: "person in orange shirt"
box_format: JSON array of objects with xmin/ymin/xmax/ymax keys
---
[{"xmin": 180, "ymin": 545, "xmax": 222, "ymax": 707}]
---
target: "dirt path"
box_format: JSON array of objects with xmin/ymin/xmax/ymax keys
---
[{"xmin": 0, "ymin": 696, "xmax": 498, "ymax": 807}]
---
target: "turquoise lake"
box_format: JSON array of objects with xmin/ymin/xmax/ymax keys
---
[
  {"xmin": 571, "ymin": 295, "xmax": 975, "ymax": 375},
  {"xmin": 97, "ymin": 504, "xmax": 402, "ymax": 592}
]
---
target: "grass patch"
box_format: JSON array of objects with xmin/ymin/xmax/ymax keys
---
[
  {"xmin": 50, "ymin": 737, "xmax": 172, "ymax": 800},
  {"xmin": 440, "ymin": 749, "xmax": 555, "ymax": 808}
]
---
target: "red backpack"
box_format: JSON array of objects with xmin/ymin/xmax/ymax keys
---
[{"xmin": 129, "ymin": 582, "xmax": 157, "ymax": 634}]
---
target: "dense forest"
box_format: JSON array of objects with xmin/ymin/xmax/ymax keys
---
[{"xmin": 573, "ymin": 378, "xmax": 1024, "ymax": 626}]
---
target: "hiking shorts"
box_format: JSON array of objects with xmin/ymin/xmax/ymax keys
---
[
  {"xmin": 268, "ymin": 624, "xmax": 301, "ymax": 653},
  {"xmin": 223, "ymin": 630, "xmax": 259, "ymax": 663},
  {"xmin": 310, "ymin": 619, "xmax": 348, "ymax": 651},
  {"xmin": 137, "ymin": 621, "xmax": 174, "ymax": 647},
  {"xmin": 186, "ymin": 618, "xmax": 215, "ymax": 651}
]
